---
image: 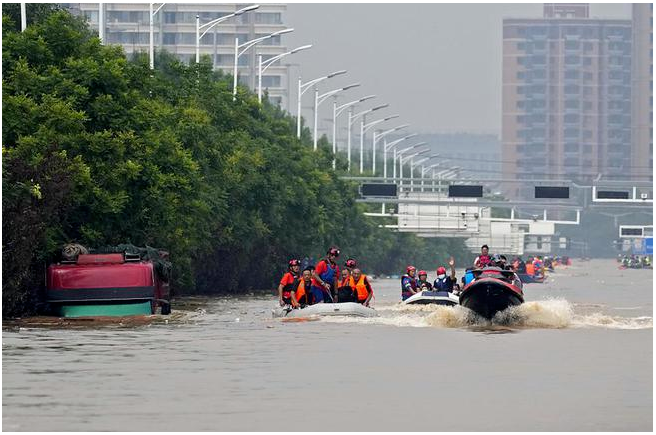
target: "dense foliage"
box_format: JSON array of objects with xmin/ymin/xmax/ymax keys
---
[{"xmin": 2, "ymin": 7, "xmax": 470, "ymax": 317}]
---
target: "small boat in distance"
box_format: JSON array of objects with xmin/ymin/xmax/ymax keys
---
[
  {"xmin": 403, "ymin": 290, "xmax": 459, "ymax": 306},
  {"xmin": 272, "ymin": 302, "xmax": 378, "ymax": 319},
  {"xmin": 459, "ymin": 267, "xmax": 524, "ymax": 319}
]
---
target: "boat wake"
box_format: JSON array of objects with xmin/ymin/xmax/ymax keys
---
[{"xmin": 320, "ymin": 299, "xmax": 652, "ymax": 330}]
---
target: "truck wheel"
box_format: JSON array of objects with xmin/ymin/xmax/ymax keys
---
[{"xmin": 161, "ymin": 301, "xmax": 171, "ymax": 315}]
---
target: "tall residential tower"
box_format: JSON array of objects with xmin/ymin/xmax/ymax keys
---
[
  {"xmin": 631, "ymin": 3, "xmax": 653, "ymax": 181},
  {"xmin": 502, "ymin": 4, "xmax": 633, "ymax": 198}
]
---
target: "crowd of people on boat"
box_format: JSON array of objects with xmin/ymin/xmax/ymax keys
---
[
  {"xmin": 278, "ymin": 244, "xmax": 574, "ymax": 308},
  {"xmin": 617, "ymin": 254, "xmax": 652, "ymax": 269},
  {"xmin": 278, "ymin": 247, "xmax": 374, "ymax": 308}
]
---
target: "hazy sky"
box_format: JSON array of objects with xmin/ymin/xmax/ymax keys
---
[{"xmin": 283, "ymin": 3, "xmax": 632, "ymax": 136}]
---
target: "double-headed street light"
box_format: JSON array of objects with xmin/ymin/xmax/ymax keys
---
[
  {"xmin": 394, "ymin": 142, "xmax": 427, "ymax": 180},
  {"xmin": 371, "ymin": 124, "xmax": 409, "ymax": 174},
  {"xmin": 297, "ymin": 70, "xmax": 347, "ymax": 138},
  {"xmin": 258, "ymin": 45, "xmax": 312, "ymax": 103},
  {"xmin": 233, "ymin": 28, "xmax": 294, "ymax": 101},
  {"xmin": 383, "ymin": 133, "xmax": 418, "ymax": 179},
  {"xmin": 332, "ymin": 95, "xmax": 376, "ymax": 169},
  {"xmin": 314, "ymin": 83, "xmax": 360, "ymax": 150},
  {"xmin": 196, "ymin": 5, "xmax": 259, "ymax": 64}
]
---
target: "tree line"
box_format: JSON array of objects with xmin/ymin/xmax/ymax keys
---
[{"xmin": 2, "ymin": 6, "xmax": 470, "ymax": 317}]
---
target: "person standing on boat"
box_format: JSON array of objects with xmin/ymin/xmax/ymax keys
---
[
  {"xmin": 401, "ymin": 266, "xmax": 419, "ymax": 300},
  {"xmin": 350, "ymin": 268, "xmax": 374, "ymax": 306},
  {"xmin": 311, "ymin": 247, "xmax": 340, "ymax": 303},
  {"xmin": 474, "ymin": 245, "xmax": 491, "ymax": 268},
  {"xmin": 278, "ymin": 259, "xmax": 301, "ymax": 306},
  {"xmin": 434, "ymin": 257, "xmax": 457, "ymax": 291},
  {"xmin": 417, "ymin": 270, "xmax": 433, "ymax": 290},
  {"xmin": 291, "ymin": 266, "xmax": 315, "ymax": 308}
]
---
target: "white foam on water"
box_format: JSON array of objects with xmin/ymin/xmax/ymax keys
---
[
  {"xmin": 279, "ymin": 297, "xmax": 652, "ymax": 331},
  {"xmin": 570, "ymin": 313, "xmax": 653, "ymax": 330}
]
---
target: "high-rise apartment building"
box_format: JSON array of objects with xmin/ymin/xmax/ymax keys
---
[
  {"xmin": 631, "ymin": 3, "xmax": 653, "ymax": 181},
  {"xmin": 63, "ymin": 3, "xmax": 291, "ymax": 107},
  {"xmin": 502, "ymin": 4, "xmax": 633, "ymax": 198}
]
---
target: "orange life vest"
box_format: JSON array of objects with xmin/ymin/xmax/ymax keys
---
[
  {"xmin": 340, "ymin": 275, "xmax": 351, "ymax": 288},
  {"xmin": 349, "ymin": 274, "xmax": 370, "ymax": 302},
  {"xmin": 293, "ymin": 279, "xmax": 311, "ymax": 304},
  {"xmin": 525, "ymin": 263, "xmax": 535, "ymax": 275}
]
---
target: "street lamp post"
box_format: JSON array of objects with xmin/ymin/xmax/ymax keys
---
[
  {"xmin": 347, "ymin": 104, "xmax": 389, "ymax": 172},
  {"xmin": 98, "ymin": 3, "xmax": 104, "ymax": 43},
  {"xmin": 233, "ymin": 28, "xmax": 294, "ymax": 101},
  {"xmin": 258, "ymin": 45, "xmax": 312, "ymax": 103},
  {"xmin": 361, "ymin": 117, "xmax": 401, "ymax": 174},
  {"xmin": 20, "ymin": 3, "xmax": 26, "ymax": 31},
  {"xmin": 149, "ymin": 3, "xmax": 166, "ymax": 69},
  {"xmin": 394, "ymin": 142, "xmax": 427, "ymax": 180},
  {"xmin": 383, "ymin": 133, "xmax": 418, "ymax": 179},
  {"xmin": 297, "ymin": 70, "xmax": 347, "ymax": 138},
  {"xmin": 332, "ymin": 95, "xmax": 376, "ymax": 169},
  {"xmin": 313, "ymin": 83, "xmax": 360, "ymax": 150},
  {"xmin": 409, "ymin": 155, "xmax": 439, "ymax": 191},
  {"xmin": 196, "ymin": 5, "xmax": 259, "ymax": 64},
  {"xmin": 421, "ymin": 162, "xmax": 443, "ymax": 192},
  {"xmin": 371, "ymin": 124, "xmax": 409, "ymax": 175},
  {"xmin": 399, "ymin": 149, "xmax": 429, "ymax": 191}
]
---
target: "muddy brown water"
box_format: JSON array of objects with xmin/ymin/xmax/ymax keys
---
[{"xmin": 2, "ymin": 259, "xmax": 652, "ymax": 431}]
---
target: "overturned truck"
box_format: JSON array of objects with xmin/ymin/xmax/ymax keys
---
[{"xmin": 45, "ymin": 244, "xmax": 172, "ymax": 317}]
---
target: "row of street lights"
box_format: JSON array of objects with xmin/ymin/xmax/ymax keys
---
[{"xmin": 118, "ymin": 4, "xmax": 449, "ymax": 182}]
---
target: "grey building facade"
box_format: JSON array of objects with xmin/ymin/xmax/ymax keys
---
[
  {"xmin": 63, "ymin": 3, "xmax": 291, "ymax": 107},
  {"xmin": 502, "ymin": 4, "xmax": 633, "ymax": 199}
]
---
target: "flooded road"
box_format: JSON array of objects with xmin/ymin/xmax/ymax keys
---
[{"xmin": 3, "ymin": 259, "xmax": 652, "ymax": 431}]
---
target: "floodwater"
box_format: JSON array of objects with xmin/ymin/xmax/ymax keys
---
[{"xmin": 2, "ymin": 259, "xmax": 652, "ymax": 431}]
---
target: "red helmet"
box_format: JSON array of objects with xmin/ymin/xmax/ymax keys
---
[
  {"xmin": 436, "ymin": 266, "xmax": 447, "ymax": 275},
  {"xmin": 288, "ymin": 259, "xmax": 300, "ymax": 268},
  {"xmin": 418, "ymin": 270, "xmax": 428, "ymax": 276},
  {"xmin": 327, "ymin": 247, "xmax": 340, "ymax": 257},
  {"xmin": 406, "ymin": 265, "xmax": 416, "ymax": 273},
  {"xmin": 345, "ymin": 258, "xmax": 357, "ymax": 268}
]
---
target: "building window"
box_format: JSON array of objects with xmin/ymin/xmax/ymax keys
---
[
  {"xmin": 565, "ymin": 55, "xmax": 580, "ymax": 65},
  {"xmin": 564, "ymin": 143, "xmax": 579, "ymax": 153},
  {"xmin": 255, "ymin": 12, "xmax": 282, "ymax": 24},
  {"xmin": 564, "ymin": 40, "xmax": 579, "ymax": 50},
  {"xmin": 164, "ymin": 12, "xmax": 176, "ymax": 23},
  {"xmin": 564, "ymin": 113, "xmax": 580, "ymax": 123},
  {"xmin": 564, "ymin": 84, "xmax": 580, "ymax": 94},
  {"xmin": 564, "ymin": 70, "xmax": 579, "ymax": 79},
  {"xmin": 262, "ymin": 75, "xmax": 281, "ymax": 87},
  {"xmin": 565, "ymin": 100, "xmax": 579, "ymax": 109}
]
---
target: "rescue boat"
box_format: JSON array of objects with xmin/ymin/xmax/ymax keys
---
[
  {"xmin": 459, "ymin": 267, "xmax": 524, "ymax": 319},
  {"xmin": 517, "ymin": 273, "xmax": 545, "ymax": 284},
  {"xmin": 272, "ymin": 302, "xmax": 378, "ymax": 318},
  {"xmin": 403, "ymin": 290, "xmax": 459, "ymax": 306}
]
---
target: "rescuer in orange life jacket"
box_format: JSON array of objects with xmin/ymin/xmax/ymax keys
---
[
  {"xmin": 291, "ymin": 266, "xmax": 315, "ymax": 308},
  {"xmin": 278, "ymin": 259, "xmax": 301, "ymax": 306},
  {"xmin": 349, "ymin": 268, "xmax": 374, "ymax": 307},
  {"xmin": 336, "ymin": 258, "xmax": 358, "ymax": 302}
]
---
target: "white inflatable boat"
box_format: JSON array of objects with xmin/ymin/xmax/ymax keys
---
[
  {"xmin": 403, "ymin": 290, "xmax": 459, "ymax": 306},
  {"xmin": 272, "ymin": 302, "xmax": 378, "ymax": 318}
]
